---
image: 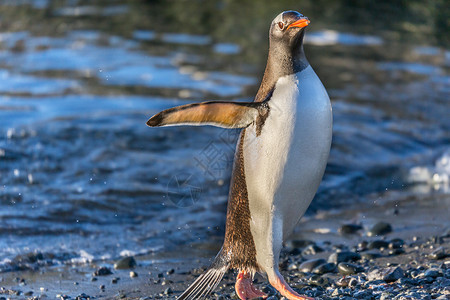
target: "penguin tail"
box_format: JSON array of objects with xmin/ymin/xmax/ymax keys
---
[{"xmin": 178, "ymin": 250, "xmax": 229, "ymax": 299}]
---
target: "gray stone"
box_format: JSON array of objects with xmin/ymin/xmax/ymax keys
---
[
  {"xmin": 367, "ymin": 240, "xmax": 389, "ymax": 250},
  {"xmin": 313, "ymin": 262, "xmax": 336, "ymax": 274},
  {"xmin": 337, "ymin": 262, "xmax": 364, "ymax": 275},
  {"xmin": 114, "ymin": 256, "xmax": 136, "ymax": 269},
  {"xmin": 298, "ymin": 258, "xmax": 327, "ymax": 272},
  {"xmin": 367, "ymin": 266, "xmax": 404, "ymax": 282},
  {"xmin": 367, "ymin": 222, "xmax": 392, "ymax": 237},
  {"xmin": 328, "ymin": 251, "xmax": 361, "ymax": 264}
]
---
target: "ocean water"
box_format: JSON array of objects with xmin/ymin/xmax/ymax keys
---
[{"xmin": 0, "ymin": 0, "xmax": 448, "ymax": 272}]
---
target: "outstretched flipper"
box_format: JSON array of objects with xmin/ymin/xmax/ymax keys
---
[{"xmin": 147, "ymin": 101, "xmax": 268, "ymax": 129}]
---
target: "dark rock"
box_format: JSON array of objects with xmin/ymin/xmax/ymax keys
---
[
  {"xmin": 164, "ymin": 287, "xmax": 172, "ymax": 295},
  {"xmin": 166, "ymin": 268, "xmax": 175, "ymax": 275},
  {"xmin": 298, "ymin": 258, "xmax": 327, "ymax": 272},
  {"xmin": 423, "ymin": 269, "xmax": 442, "ymax": 278},
  {"xmin": 339, "ymin": 224, "xmax": 363, "ymax": 234},
  {"xmin": 389, "ymin": 238, "xmax": 405, "ymax": 249},
  {"xmin": 367, "ymin": 266, "xmax": 404, "ymax": 282},
  {"xmin": 429, "ymin": 247, "xmax": 447, "ymax": 260},
  {"xmin": 93, "ymin": 267, "xmax": 112, "ymax": 276},
  {"xmin": 313, "ymin": 262, "xmax": 336, "ymax": 274},
  {"xmin": 368, "ymin": 240, "xmax": 389, "ymax": 250},
  {"xmin": 328, "ymin": 251, "xmax": 361, "ymax": 264},
  {"xmin": 302, "ymin": 244, "xmax": 324, "ymax": 256},
  {"xmin": 111, "ymin": 277, "xmax": 120, "ymax": 284},
  {"xmin": 367, "ymin": 222, "xmax": 392, "ymax": 237},
  {"xmin": 337, "ymin": 262, "xmax": 364, "ymax": 275},
  {"xmin": 114, "ymin": 256, "xmax": 136, "ymax": 269}
]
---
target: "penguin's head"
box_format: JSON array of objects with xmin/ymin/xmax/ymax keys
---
[{"xmin": 269, "ymin": 10, "xmax": 310, "ymax": 49}]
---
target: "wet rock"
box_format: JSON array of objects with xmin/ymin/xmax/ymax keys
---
[
  {"xmin": 368, "ymin": 240, "xmax": 389, "ymax": 250},
  {"xmin": 301, "ymin": 244, "xmax": 324, "ymax": 256},
  {"xmin": 389, "ymin": 238, "xmax": 405, "ymax": 249},
  {"xmin": 337, "ymin": 262, "xmax": 364, "ymax": 275},
  {"xmin": 313, "ymin": 262, "xmax": 336, "ymax": 274},
  {"xmin": 367, "ymin": 222, "xmax": 392, "ymax": 237},
  {"xmin": 93, "ymin": 267, "xmax": 112, "ymax": 276},
  {"xmin": 339, "ymin": 224, "xmax": 363, "ymax": 234},
  {"xmin": 114, "ymin": 256, "xmax": 136, "ymax": 269},
  {"xmin": 357, "ymin": 240, "xmax": 369, "ymax": 251},
  {"xmin": 429, "ymin": 247, "xmax": 447, "ymax": 260},
  {"xmin": 367, "ymin": 266, "xmax": 404, "ymax": 282},
  {"xmin": 298, "ymin": 258, "xmax": 327, "ymax": 272},
  {"xmin": 328, "ymin": 251, "xmax": 361, "ymax": 264}
]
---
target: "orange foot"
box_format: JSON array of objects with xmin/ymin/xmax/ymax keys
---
[
  {"xmin": 235, "ymin": 270, "xmax": 268, "ymax": 300},
  {"xmin": 269, "ymin": 273, "xmax": 314, "ymax": 300}
]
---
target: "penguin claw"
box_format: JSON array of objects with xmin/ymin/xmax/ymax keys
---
[
  {"xmin": 235, "ymin": 271, "xmax": 268, "ymax": 300},
  {"xmin": 269, "ymin": 273, "xmax": 314, "ymax": 300}
]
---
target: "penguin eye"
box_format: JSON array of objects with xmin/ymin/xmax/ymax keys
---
[{"xmin": 278, "ymin": 22, "xmax": 284, "ymax": 30}]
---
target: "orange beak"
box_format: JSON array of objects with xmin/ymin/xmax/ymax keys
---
[{"xmin": 287, "ymin": 18, "xmax": 310, "ymax": 30}]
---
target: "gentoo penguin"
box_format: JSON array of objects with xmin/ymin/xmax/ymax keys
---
[{"xmin": 147, "ymin": 10, "xmax": 332, "ymax": 300}]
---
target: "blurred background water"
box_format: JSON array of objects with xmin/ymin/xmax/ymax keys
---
[{"xmin": 0, "ymin": 0, "xmax": 448, "ymax": 272}]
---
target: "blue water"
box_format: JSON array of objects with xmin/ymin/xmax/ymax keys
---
[{"xmin": 0, "ymin": 0, "xmax": 449, "ymax": 272}]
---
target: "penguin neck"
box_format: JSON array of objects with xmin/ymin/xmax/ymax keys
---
[{"xmin": 255, "ymin": 35, "xmax": 309, "ymax": 102}]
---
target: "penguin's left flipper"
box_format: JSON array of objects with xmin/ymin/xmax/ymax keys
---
[{"xmin": 146, "ymin": 101, "xmax": 268, "ymax": 129}]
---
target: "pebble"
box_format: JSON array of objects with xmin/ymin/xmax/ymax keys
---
[
  {"xmin": 367, "ymin": 266, "xmax": 404, "ymax": 282},
  {"xmin": 114, "ymin": 256, "xmax": 137, "ymax": 269},
  {"xmin": 312, "ymin": 262, "xmax": 336, "ymax": 274},
  {"xmin": 367, "ymin": 222, "xmax": 392, "ymax": 236},
  {"xmin": 337, "ymin": 262, "xmax": 364, "ymax": 275},
  {"xmin": 368, "ymin": 240, "xmax": 389, "ymax": 249},
  {"xmin": 328, "ymin": 251, "xmax": 361, "ymax": 264},
  {"xmin": 130, "ymin": 271, "xmax": 138, "ymax": 278},
  {"xmin": 298, "ymin": 258, "xmax": 327, "ymax": 272},
  {"xmin": 389, "ymin": 238, "xmax": 405, "ymax": 249},
  {"xmin": 93, "ymin": 267, "xmax": 113, "ymax": 276},
  {"xmin": 339, "ymin": 224, "xmax": 363, "ymax": 234}
]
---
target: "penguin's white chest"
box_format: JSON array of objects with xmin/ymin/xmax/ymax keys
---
[{"xmin": 243, "ymin": 66, "xmax": 332, "ymax": 270}]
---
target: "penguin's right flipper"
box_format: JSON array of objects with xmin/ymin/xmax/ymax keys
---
[{"xmin": 146, "ymin": 101, "xmax": 268, "ymax": 129}]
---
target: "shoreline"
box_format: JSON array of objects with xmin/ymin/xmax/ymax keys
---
[{"xmin": 1, "ymin": 191, "xmax": 449, "ymax": 299}]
